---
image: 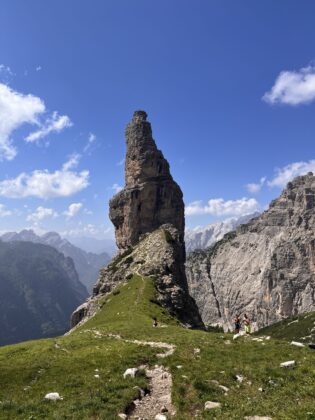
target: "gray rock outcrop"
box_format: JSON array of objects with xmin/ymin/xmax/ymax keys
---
[
  {"xmin": 109, "ymin": 110, "xmax": 184, "ymax": 250},
  {"xmin": 186, "ymin": 173, "xmax": 315, "ymax": 331}
]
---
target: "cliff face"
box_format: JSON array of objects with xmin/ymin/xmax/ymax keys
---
[
  {"xmin": 186, "ymin": 173, "xmax": 315, "ymax": 331},
  {"xmin": 71, "ymin": 111, "xmax": 203, "ymax": 329},
  {"xmin": 109, "ymin": 111, "xmax": 184, "ymax": 250},
  {"xmin": 0, "ymin": 241, "xmax": 87, "ymax": 345}
]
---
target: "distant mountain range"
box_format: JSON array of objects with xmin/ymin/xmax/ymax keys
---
[
  {"xmin": 0, "ymin": 230, "xmax": 111, "ymax": 292},
  {"xmin": 0, "ymin": 241, "xmax": 88, "ymax": 345},
  {"xmin": 185, "ymin": 212, "xmax": 260, "ymax": 253},
  {"xmin": 67, "ymin": 235, "xmax": 116, "ymax": 255}
]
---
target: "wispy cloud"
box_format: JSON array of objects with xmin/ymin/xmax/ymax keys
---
[
  {"xmin": 83, "ymin": 132, "xmax": 96, "ymax": 153},
  {"xmin": 62, "ymin": 224, "xmax": 114, "ymax": 239},
  {"xmin": 0, "ymin": 155, "xmax": 89, "ymax": 199},
  {"xmin": 36, "ymin": 66, "xmax": 42, "ymax": 72},
  {"xmin": 0, "ymin": 204, "xmax": 12, "ymax": 217},
  {"xmin": 0, "ymin": 64, "xmax": 13, "ymax": 80},
  {"xmin": 263, "ymin": 64, "xmax": 315, "ymax": 105},
  {"xmin": 186, "ymin": 197, "xmax": 259, "ymax": 217},
  {"xmin": 27, "ymin": 206, "xmax": 58, "ymax": 222},
  {"xmin": 64, "ymin": 202, "xmax": 83, "ymax": 218},
  {"xmin": 110, "ymin": 183, "xmax": 123, "ymax": 194},
  {"xmin": 0, "ymin": 83, "xmax": 45, "ymax": 160},
  {"xmin": 268, "ymin": 160, "xmax": 315, "ymax": 188},
  {"xmin": 62, "ymin": 153, "xmax": 81, "ymax": 171},
  {"xmin": 246, "ymin": 177, "xmax": 266, "ymax": 194},
  {"xmin": 25, "ymin": 111, "xmax": 72, "ymax": 143},
  {"xmin": 117, "ymin": 158, "xmax": 125, "ymax": 166}
]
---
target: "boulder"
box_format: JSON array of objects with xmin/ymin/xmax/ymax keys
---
[
  {"xmin": 123, "ymin": 368, "xmax": 139, "ymax": 378},
  {"xmin": 290, "ymin": 341, "xmax": 305, "ymax": 348},
  {"xmin": 280, "ymin": 360, "xmax": 295, "ymax": 368},
  {"xmin": 44, "ymin": 392, "xmax": 63, "ymax": 401},
  {"xmin": 204, "ymin": 401, "xmax": 221, "ymax": 410}
]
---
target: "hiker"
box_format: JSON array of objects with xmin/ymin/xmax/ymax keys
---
[
  {"xmin": 243, "ymin": 314, "xmax": 251, "ymax": 335},
  {"xmin": 234, "ymin": 315, "xmax": 241, "ymax": 334},
  {"xmin": 152, "ymin": 317, "xmax": 158, "ymax": 327}
]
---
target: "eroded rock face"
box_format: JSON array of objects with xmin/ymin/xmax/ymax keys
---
[
  {"xmin": 109, "ymin": 111, "xmax": 184, "ymax": 250},
  {"xmin": 71, "ymin": 225, "xmax": 204, "ymax": 329},
  {"xmin": 186, "ymin": 173, "xmax": 315, "ymax": 331}
]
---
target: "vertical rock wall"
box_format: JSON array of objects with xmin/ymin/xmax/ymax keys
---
[{"xmin": 109, "ymin": 111, "xmax": 184, "ymax": 250}]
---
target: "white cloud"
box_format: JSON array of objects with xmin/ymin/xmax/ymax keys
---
[
  {"xmin": 0, "ymin": 204, "xmax": 12, "ymax": 217},
  {"xmin": 36, "ymin": 66, "xmax": 42, "ymax": 72},
  {"xmin": 62, "ymin": 224, "xmax": 114, "ymax": 239},
  {"xmin": 0, "ymin": 83, "xmax": 45, "ymax": 160},
  {"xmin": 83, "ymin": 208, "xmax": 93, "ymax": 215},
  {"xmin": 263, "ymin": 64, "xmax": 315, "ymax": 105},
  {"xmin": 268, "ymin": 160, "xmax": 315, "ymax": 188},
  {"xmin": 64, "ymin": 202, "xmax": 83, "ymax": 218},
  {"xmin": 88, "ymin": 132, "xmax": 96, "ymax": 143},
  {"xmin": 83, "ymin": 132, "xmax": 96, "ymax": 153},
  {"xmin": 0, "ymin": 81, "xmax": 72, "ymax": 159},
  {"xmin": 0, "ymin": 65, "xmax": 13, "ymax": 78},
  {"xmin": 27, "ymin": 206, "xmax": 58, "ymax": 222},
  {"xmin": 246, "ymin": 177, "xmax": 266, "ymax": 194},
  {"xmin": 25, "ymin": 111, "xmax": 72, "ymax": 143},
  {"xmin": 111, "ymin": 183, "xmax": 123, "ymax": 194},
  {"xmin": 62, "ymin": 153, "xmax": 81, "ymax": 171},
  {"xmin": 186, "ymin": 197, "xmax": 259, "ymax": 217},
  {"xmin": 0, "ymin": 156, "xmax": 89, "ymax": 199}
]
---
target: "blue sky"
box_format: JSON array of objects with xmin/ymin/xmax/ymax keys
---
[{"xmin": 0, "ymin": 0, "xmax": 315, "ymax": 240}]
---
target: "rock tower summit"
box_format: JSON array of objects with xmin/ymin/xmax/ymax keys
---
[{"xmin": 110, "ymin": 110, "xmax": 185, "ymax": 250}]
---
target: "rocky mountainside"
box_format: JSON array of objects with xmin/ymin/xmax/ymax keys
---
[
  {"xmin": 185, "ymin": 212, "xmax": 259, "ymax": 253},
  {"xmin": 186, "ymin": 173, "xmax": 315, "ymax": 331},
  {"xmin": 1, "ymin": 230, "xmax": 110, "ymax": 292},
  {"xmin": 0, "ymin": 241, "xmax": 88, "ymax": 345},
  {"xmin": 71, "ymin": 111, "xmax": 203, "ymax": 329}
]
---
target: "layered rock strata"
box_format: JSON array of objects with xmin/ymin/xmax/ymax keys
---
[{"xmin": 186, "ymin": 173, "xmax": 315, "ymax": 331}]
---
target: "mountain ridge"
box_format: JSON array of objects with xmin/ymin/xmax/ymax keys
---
[
  {"xmin": 186, "ymin": 172, "xmax": 315, "ymax": 331},
  {"xmin": 1, "ymin": 229, "xmax": 110, "ymax": 292},
  {"xmin": 0, "ymin": 240, "xmax": 88, "ymax": 345},
  {"xmin": 185, "ymin": 212, "xmax": 260, "ymax": 253}
]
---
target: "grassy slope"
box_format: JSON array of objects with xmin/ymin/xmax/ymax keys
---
[
  {"xmin": 0, "ymin": 275, "xmax": 314, "ymax": 420},
  {"xmin": 255, "ymin": 312, "xmax": 315, "ymax": 342}
]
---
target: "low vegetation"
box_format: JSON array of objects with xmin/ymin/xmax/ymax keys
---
[
  {"xmin": 0, "ymin": 275, "xmax": 314, "ymax": 419},
  {"xmin": 255, "ymin": 312, "xmax": 315, "ymax": 343}
]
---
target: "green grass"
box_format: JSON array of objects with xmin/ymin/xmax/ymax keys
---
[
  {"xmin": 255, "ymin": 311, "xmax": 315, "ymax": 342},
  {"xmin": 0, "ymin": 275, "xmax": 315, "ymax": 419}
]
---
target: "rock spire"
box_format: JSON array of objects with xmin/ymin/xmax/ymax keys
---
[{"xmin": 109, "ymin": 110, "xmax": 185, "ymax": 250}]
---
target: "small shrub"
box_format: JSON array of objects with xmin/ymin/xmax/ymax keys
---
[
  {"xmin": 163, "ymin": 229, "xmax": 175, "ymax": 244},
  {"xmin": 124, "ymin": 256, "xmax": 134, "ymax": 265}
]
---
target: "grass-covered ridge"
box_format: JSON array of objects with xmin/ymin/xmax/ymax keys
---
[
  {"xmin": 255, "ymin": 311, "xmax": 315, "ymax": 342},
  {"xmin": 0, "ymin": 275, "xmax": 315, "ymax": 419}
]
